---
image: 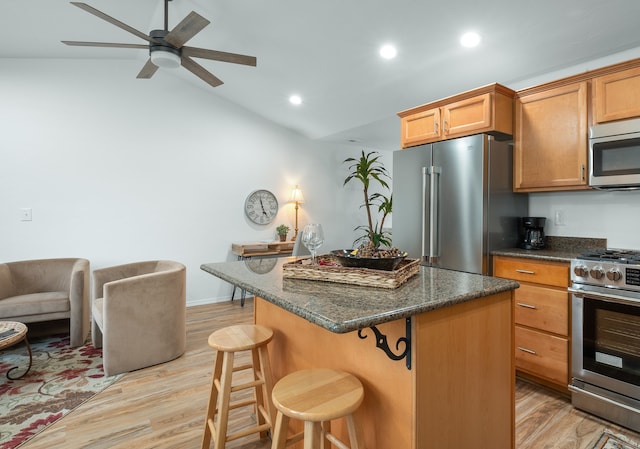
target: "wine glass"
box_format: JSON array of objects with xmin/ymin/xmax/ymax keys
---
[{"xmin": 301, "ymin": 224, "xmax": 325, "ymax": 264}]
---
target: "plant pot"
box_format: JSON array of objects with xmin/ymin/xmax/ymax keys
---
[{"xmin": 278, "ymin": 234, "xmax": 287, "ymax": 242}]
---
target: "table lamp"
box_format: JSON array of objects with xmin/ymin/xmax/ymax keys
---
[{"xmin": 290, "ymin": 185, "xmax": 305, "ymax": 241}]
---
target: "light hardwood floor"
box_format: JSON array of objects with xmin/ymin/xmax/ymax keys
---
[{"xmin": 21, "ymin": 299, "xmax": 640, "ymax": 449}]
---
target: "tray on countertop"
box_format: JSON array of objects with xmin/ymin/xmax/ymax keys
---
[{"xmin": 282, "ymin": 255, "xmax": 420, "ymax": 289}]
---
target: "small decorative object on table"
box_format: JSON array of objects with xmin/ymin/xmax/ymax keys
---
[
  {"xmin": 331, "ymin": 248, "xmax": 407, "ymax": 271},
  {"xmin": 341, "ymin": 150, "xmax": 409, "ymax": 269},
  {"xmin": 276, "ymin": 224, "xmax": 290, "ymax": 242},
  {"xmin": 282, "ymin": 254, "xmax": 419, "ymax": 289},
  {"xmin": 301, "ymin": 223, "xmax": 324, "ymax": 264}
]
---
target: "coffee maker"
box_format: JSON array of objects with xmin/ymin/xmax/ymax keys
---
[{"xmin": 520, "ymin": 217, "xmax": 546, "ymax": 250}]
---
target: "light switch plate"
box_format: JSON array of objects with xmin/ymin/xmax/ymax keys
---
[{"xmin": 20, "ymin": 208, "xmax": 32, "ymax": 221}]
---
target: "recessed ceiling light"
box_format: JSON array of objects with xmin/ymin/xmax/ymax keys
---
[
  {"xmin": 460, "ymin": 32, "xmax": 481, "ymax": 48},
  {"xmin": 379, "ymin": 44, "xmax": 397, "ymax": 59},
  {"xmin": 289, "ymin": 95, "xmax": 302, "ymax": 105}
]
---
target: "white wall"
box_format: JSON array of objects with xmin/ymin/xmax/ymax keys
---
[
  {"xmin": 0, "ymin": 58, "xmax": 389, "ymax": 304},
  {"xmin": 528, "ymin": 190, "xmax": 640, "ymax": 250}
]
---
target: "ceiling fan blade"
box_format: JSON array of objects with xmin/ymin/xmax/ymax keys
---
[
  {"xmin": 136, "ymin": 59, "xmax": 159, "ymax": 79},
  {"xmin": 62, "ymin": 41, "xmax": 147, "ymax": 50},
  {"xmin": 182, "ymin": 46, "xmax": 257, "ymax": 66},
  {"xmin": 70, "ymin": 2, "xmax": 152, "ymax": 43},
  {"xmin": 164, "ymin": 12, "xmax": 210, "ymax": 48},
  {"xmin": 181, "ymin": 56, "xmax": 223, "ymax": 88}
]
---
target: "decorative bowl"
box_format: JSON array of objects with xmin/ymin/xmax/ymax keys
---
[{"xmin": 330, "ymin": 249, "xmax": 407, "ymax": 271}]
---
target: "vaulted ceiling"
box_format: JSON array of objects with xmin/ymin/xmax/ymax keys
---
[{"xmin": 4, "ymin": 0, "xmax": 640, "ymax": 150}]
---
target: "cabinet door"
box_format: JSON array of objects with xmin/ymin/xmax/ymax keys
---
[
  {"xmin": 514, "ymin": 82, "xmax": 589, "ymax": 192},
  {"xmin": 400, "ymin": 107, "xmax": 441, "ymax": 148},
  {"xmin": 442, "ymin": 93, "xmax": 492, "ymax": 139},
  {"xmin": 593, "ymin": 66, "xmax": 640, "ymax": 123}
]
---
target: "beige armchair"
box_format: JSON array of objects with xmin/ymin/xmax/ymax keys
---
[
  {"xmin": 0, "ymin": 258, "xmax": 90, "ymax": 347},
  {"xmin": 92, "ymin": 260, "xmax": 186, "ymax": 377}
]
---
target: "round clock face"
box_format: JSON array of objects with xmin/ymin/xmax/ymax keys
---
[{"xmin": 244, "ymin": 189, "xmax": 278, "ymax": 225}]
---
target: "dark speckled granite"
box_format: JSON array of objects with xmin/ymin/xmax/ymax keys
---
[
  {"xmin": 492, "ymin": 236, "xmax": 608, "ymax": 263},
  {"xmin": 201, "ymin": 259, "xmax": 518, "ymax": 334}
]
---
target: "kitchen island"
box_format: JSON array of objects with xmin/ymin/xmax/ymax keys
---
[{"xmin": 201, "ymin": 259, "xmax": 519, "ymax": 449}]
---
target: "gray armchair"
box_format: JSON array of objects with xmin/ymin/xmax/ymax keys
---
[
  {"xmin": 92, "ymin": 260, "xmax": 186, "ymax": 377},
  {"xmin": 0, "ymin": 258, "xmax": 90, "ymax": 347}
]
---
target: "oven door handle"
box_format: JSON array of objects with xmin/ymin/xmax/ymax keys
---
[{"xmin": 569, "ymin": 287, "xmax": 640, "ymax": 306}]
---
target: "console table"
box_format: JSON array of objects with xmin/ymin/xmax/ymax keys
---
[{"xmin": 230, "ymin": 241, "xmax": 294, "ymax": 306}]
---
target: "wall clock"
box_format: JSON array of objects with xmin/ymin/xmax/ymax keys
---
[{"xmin": 244, "ymin": 189, "xmax": 278, "ymax": 225}]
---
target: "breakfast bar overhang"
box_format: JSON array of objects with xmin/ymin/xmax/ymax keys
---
[{"xmin": 201, "ymin": 259, "xmax": 519, "ymax": 449}]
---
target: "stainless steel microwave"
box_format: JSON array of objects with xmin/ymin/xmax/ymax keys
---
[{"xmin": 589, "ymin": 117, "xmax": 640, "ymax": 190}]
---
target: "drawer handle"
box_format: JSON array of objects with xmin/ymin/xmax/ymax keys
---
[
  {"xmin": 515, "ymin": 269, "xmax": 535, "ymax": 275},
  {"xmin": 516, "ymin": 302, "xmax": 537, "ymax": 309},
  {"xmin": 517, "ymin": 346, "xmax": 537, "ymax": 355}
]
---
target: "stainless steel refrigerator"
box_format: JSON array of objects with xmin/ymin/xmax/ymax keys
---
[{"xmin": 392, "ymin": 134, "xmax": 527, "ymax": 275}]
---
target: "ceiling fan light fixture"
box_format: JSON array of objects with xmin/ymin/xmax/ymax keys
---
[{"xmin": 150, "ymin": 48, "xmax": 181, "ymax": 69}]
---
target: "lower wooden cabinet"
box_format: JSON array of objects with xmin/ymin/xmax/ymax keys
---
[{"xmin": 494, "ymin": 255, "xmax": 570, "ymax": 393}]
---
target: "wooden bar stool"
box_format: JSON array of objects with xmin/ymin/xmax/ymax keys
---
[
  {"xmin": 201, "ymin": 324, "xmax": 276, "ymax": 449},
  {"xmin": 270, "ymin": 368, "xmax": 365, "ymax": 449}
]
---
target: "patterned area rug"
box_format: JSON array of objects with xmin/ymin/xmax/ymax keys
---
[
  {"xmin": 0, "ymin": 334, "xmax": 122, "ymax": 449},
  {"xmin": 593, "ymin": 431, "xmax": 640, "ymax": 449}
]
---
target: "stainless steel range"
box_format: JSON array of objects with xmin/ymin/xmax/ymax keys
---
[{"xmin": 569, "ymin": 249, "xmax": 640, "ymax": 431}]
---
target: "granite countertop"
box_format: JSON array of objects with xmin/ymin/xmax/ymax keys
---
[
  {"xmin": 201, "ymin": 258, "xmax": 518, "ymax": 334},
  {"xmin": 493, "ymin": 236, "xmax": 608, "ymax": 263}
]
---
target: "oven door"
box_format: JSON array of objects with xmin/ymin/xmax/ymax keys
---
[{"xmin": 570, "ymin": 286, "xmax": 640, "ymax": 430}]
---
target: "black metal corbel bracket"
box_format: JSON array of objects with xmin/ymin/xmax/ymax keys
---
[{"xmin": 357, "ymin": 317, "xmax": 412, "ymax": 370}]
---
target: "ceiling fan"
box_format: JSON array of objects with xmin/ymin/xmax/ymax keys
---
[{"xmin": 62, "ymin": 0, "xmax": 257, "ymax": 88}]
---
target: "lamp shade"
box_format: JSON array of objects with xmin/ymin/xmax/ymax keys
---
[{"xmin": 290, "ymin": 185, "xmax": 305, "ymax": 203}]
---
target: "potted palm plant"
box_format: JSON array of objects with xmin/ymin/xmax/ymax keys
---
[{"xmin": 340, "ymin": 150, "xmax": 405, "ymax": 269}]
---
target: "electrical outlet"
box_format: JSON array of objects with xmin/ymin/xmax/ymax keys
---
[
  {"xmin": 20, "ymin": 208, "xmax": 32, "ymax": 221},
  {"xmin": 554, "ymin": 209, "xmax": 566, "ymax": 226}
]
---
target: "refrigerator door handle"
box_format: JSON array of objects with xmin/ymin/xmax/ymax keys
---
[
  {"xmin": 421, "ymin": 167, "xmax": 428, "ymax": 263},
  {"xmin": 427, "ymin": 166, "xmax": 441, "ymax": 264}
]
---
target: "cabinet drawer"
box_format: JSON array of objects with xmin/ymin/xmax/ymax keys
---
[
  {"xmin": 494, "ymin": 256, "xmax": 569, "ymax": 288},
  {"xmin": 515, "ymin": 326, "xmax": 568, "ymax": 386},
  {"xmin": 514, "ymin": 283, "xmax": 569, "ymax": 335}
]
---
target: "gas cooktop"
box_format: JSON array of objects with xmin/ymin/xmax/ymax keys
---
[{"xmin": 577, "ymin": 249, "xmax": 640, "ymax": 264}]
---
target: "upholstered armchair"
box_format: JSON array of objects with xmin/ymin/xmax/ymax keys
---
[
  {"xmin": 0, "ymin": 258, "xmax": 90, "ymax": 347},
  {"xmin": 92, "ymin": 260, "xmax": 186, "ymax": 377}
]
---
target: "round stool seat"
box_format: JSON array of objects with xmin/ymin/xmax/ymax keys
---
[
  {"xmin": 207, "ymin": 324, "xmax": 273, "ymax": 352},
  {"xmin": 272, "ymin": 368, "xmax": 364, "ymax": 422}
]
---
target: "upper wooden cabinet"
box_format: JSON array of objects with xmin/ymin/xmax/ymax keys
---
[
  {"xmin": 513, "ymin": 57, "xmax": 640, "ymax": 192},
  {"xmin": 513, "ymin": 81, "xmax": 589, "ymax": 192},
  {"xmin": 593, "ymin": 66, "xmax": 640, "ymax": 123},
  {"xmin": 397, "ymin": 83, "xmax": 515, "ymax": 148}
]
